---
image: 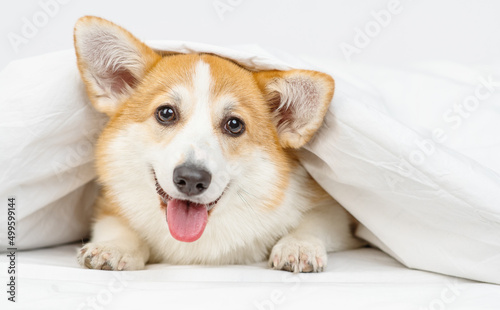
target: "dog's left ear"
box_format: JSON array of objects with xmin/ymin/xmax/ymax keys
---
[{"xmin": 254, "ymin": 70, "xmax": 334, "ymax": 148}]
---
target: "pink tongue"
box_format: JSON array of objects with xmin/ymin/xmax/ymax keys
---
[{"xmin": 166, "ymin": 199, "xmax": 208, "ymax": 242}]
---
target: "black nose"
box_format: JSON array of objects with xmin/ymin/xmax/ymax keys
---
[{"xmin": 173, "ymin": 165, "xmax": 212, "ymax": 196}]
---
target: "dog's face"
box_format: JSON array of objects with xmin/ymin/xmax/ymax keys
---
[{"xmin": 74, "ymin": 16, "xmax": 334, "ymax": 243}]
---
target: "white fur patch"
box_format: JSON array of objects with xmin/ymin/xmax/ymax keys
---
[{"xmin": 193, "ymin": 60, "xmax": 212, "ymax": 106}]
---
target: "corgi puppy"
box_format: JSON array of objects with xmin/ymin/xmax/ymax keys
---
[{"xmin": 74, "ymin": 16, "xmax": 363, "ymax": 272}]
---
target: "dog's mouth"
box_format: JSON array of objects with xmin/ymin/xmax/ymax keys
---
[{"xmin": 154, "ymin": 172, "xmax": 222, "ymax": 243}]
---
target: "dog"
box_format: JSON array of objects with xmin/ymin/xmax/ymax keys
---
[{"xmin": 75, "ymin": 16, "xmax": 363, "ymax": 272}]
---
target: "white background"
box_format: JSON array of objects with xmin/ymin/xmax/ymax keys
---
[{"xmin": 1, "ymin": 0, "xmax": 500, "ymax": 70}]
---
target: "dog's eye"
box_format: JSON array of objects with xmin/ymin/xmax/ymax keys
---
[
  {"xmin": 156, "ymin": 105, "xmax": 177, "ymax": 124},
  {"xmin": 224, "ymin": 117, "xmax": 245, "ymax": 136}
]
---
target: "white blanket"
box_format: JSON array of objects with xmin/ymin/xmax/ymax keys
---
[
  {"xmin": 1, "ymin": 41, "xmax": 499, "ymax": 285},
  {"xmin": 300, "ymin": 60, "xmax": 500, "ymax": 284}
]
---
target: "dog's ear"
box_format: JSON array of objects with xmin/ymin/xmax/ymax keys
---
[
  {"xmin": 254, "ymin": 69, "xmax": 334, "ymax": 148},
  {"xmin": 74, "ymin": 16, "xmax": 161, "ymax": 116}
]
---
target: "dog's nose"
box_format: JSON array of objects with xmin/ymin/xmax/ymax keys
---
[{"xmin": 173, "ymin": 165, "xmax": 212, "ymax": 196}]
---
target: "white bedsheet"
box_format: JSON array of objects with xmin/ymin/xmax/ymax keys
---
[{"xmin": 1, "ymin": 244, "xmax": 499, "ymax": 310}]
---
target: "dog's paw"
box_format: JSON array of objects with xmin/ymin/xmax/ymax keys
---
[
  {"xmin": 78, "ymin": 242, "xmax": 145, "ymax": 271},
  {"xmin": 269, "ymin": 235, "xmax": 327, "ymax": 273}
]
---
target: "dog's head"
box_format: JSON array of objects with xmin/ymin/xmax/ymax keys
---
[{"xmin": 74, "ymin": 16, "xmax": 334, "ymax": 243}]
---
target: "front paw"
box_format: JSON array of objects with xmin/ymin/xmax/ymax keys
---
[
  {"xmin": 78, "ymin": 242, "xmax": 145, "ymax": 271},
  {"xmin": 269, "ymin": 235, "xmax": 327, "ymax": 273}
]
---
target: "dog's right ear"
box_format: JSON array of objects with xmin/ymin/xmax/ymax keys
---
[{"xmin": 74, "ymin": 16, "xmax": 161, "ymax": 116}]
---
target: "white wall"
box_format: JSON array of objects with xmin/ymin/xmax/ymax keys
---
[{"xmin": 1, "ymin": 0, "xmax": 499, "ymax": 70}]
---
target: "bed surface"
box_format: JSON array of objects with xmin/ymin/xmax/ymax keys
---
[{"xmin": 1, "ymin": 244, "xmax": 499, "ymax": 309}]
